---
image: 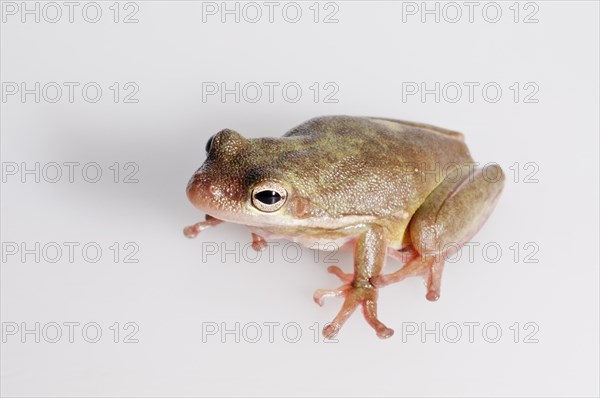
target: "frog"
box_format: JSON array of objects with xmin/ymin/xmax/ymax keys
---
[{"xmin": 184, "ymin": 116, "xmax": 505, "ymax": 339}]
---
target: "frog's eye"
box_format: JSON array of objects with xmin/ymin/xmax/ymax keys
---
[
  {"xmin": 251, "ymin": 182, "xmax": 287, "ymax": 212},
  {"xmin": 205, "ymin": 135, "xmax": 214, "ymax": 154}
]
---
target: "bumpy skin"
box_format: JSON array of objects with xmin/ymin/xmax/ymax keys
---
[{"xmin": 185, "ymin": 116, "xmax": 504, "ymax": 339}]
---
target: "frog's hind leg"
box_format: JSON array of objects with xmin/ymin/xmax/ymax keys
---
[
  {"xmin": 314, "ymin": 226, "xmax": 395, "ymax": 339},
  {"xmin": 372, "ymin": 164, "xmax": 505, "ymax": 301}
]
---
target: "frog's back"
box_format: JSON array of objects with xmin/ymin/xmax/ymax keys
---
[
  {"xmin": 282, "ymin": 115, "xmax": 471, "ymax": 167},
  {"xmin": 366, "ymin": 117, "xmax": 465, "ymax": 142},
  {"xmin": 280, "ymin": 115, "xmax": 474, "ymax": 219}
]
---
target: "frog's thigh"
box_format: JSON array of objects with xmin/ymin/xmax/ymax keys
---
[
  {"xmin": 372, "ymin": 164, "xmax": 504, "ymax": 300},
  {"xmin": 410, "ymin": 164, "xmax": 505, "ymax": 256}
]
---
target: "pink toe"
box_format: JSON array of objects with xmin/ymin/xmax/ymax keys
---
[
  {"xmin": 183, "ymin": 226, "xmax": 198, "ymax": 238},
  {"xmin": 323, "ymin": 323, "xmax": 340, "ymax": 339},
  {"xmin": 426, "ymin": 291, "xmax": 440, "ymax": 301}
]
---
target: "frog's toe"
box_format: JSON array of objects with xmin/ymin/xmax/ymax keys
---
[
  {"xmin": 322, "ymin": 322, "xmax": 341, "ymax": 339},
  {"xmin": 426, "ymin": 290, "xmax": 440, "ymax": 301},
  {"xmin": 425, "ymin": 260, "xmax": 444, "ymax": 301},
  {"xmin": 376, "ymin": 326, "xmax": 395, "ymax": 339},
  {"xmin": 327, "ymin": 266, "xmax": 353, "ymax": 283},
  {"xmin": 361, "ymin": 290, "xmax": 394, "ymax": 339},
  {"xmin": 313, "ymin": 284, "xmax": 351, "ymax": 307},
  {"xmin": 183, "ymin": 225, "xmax": 200, "ymax": 239}
]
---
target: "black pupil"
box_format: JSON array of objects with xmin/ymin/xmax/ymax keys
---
[
  {"xmin": 205, "ymin": 136, "xmax": 214, "ymax": 153},
  {"xmin": 255, "ymin": 190, "xmax": 281, "ymax": 205}
]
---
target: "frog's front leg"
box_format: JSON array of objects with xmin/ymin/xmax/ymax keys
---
[
  {"xmin": 372, "ymin": 164, "xmax": 505, "ymax": 301},
  {"xmin": 185, "ymin": 216, "xmax": 268, "ymax": 252},
  {"xmin": 183, "ymin": 214, "xmax": 223, "ymax": 238},
  {"xmin": 250, "ymin": 233, "xmax": 268, "ymax": 251},
  {"xmin": 314, "ymin": 225, "xmax": 394, "ymax": 339}
]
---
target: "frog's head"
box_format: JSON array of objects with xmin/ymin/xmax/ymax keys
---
[{"xmin": 186, "ymin": 129, "xmax": 317, "ymax": 228}]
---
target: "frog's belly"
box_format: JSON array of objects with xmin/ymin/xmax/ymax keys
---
[
  {"xmin": 248, "ymin": 227, "xmax": 356, "ymax": 251},
  {"xmin": 248, "ymin": 212, "xmax": 411, "ymax": 252}
]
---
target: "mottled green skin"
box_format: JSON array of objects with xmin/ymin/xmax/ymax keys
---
[{"xmin": 187, "ymin": 115, "xmax": 473, "ymax": 247}]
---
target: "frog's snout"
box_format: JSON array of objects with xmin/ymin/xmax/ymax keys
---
[{"xmin": 186, "ymin": 170, "xmax": 211, "ymax": 210}]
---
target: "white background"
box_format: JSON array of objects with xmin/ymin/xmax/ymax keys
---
[{"xmin": 1, "ymin": 1, "xmax": 599, "ymax": 397}]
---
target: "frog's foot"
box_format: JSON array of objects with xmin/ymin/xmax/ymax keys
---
[
  {"xmin": 251, "ymin": 233, "xmax": 268, "ymax": 251},
  {"xmin": 326, "ymin": 266, "xmax": 353, "ymax": 283},
  {"xmin": 371, "ymin": 256, "xmax": 443, "ymax": 301},
  {"xmin": 183, "ymin": 215, "xmax": 223, "ymax": 238},
  {"xmin": 314, "ymin": 283, "xmax": 394, "ymax": 339}
]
